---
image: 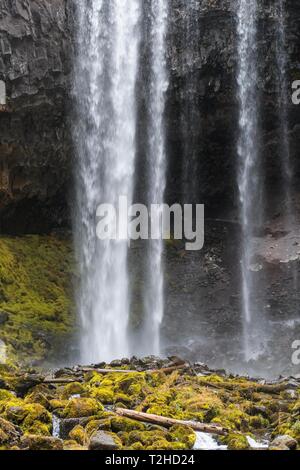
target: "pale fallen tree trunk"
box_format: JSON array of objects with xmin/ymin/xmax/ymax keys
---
[
  {"xmin": 115, "ymin": 408, "xmax": 228, "ymax": 436},
  {"xmin": 43, "ymin": 378, "xmax": 83, "ymax": 384}
]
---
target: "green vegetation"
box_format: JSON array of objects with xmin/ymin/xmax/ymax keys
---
[
  {"xmin": 0, "ymin": 235, "xmax": 75, "ymax": 364},
  {"xmin": 0, "ymin": 362, "xmax": 299, "ymax": 450}
]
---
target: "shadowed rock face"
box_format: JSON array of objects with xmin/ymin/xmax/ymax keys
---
[
  {"xmin": 0, "ymin": 0, "xmax": 74, "ymax": 233},
  {"xmin": 165, "ymin": 0, "xmax": 300, "ymax": 212},
  {"xmin": 0, "ymin": 0, "xmax": 299, "ymax": 231}
]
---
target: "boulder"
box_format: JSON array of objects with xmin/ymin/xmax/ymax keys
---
[
  {"xmin": 88, "ymin": 431, "xmax": 122, "ymax": 451},
  {"xmin": 269, "ymin": 435, "xmax": 297, "ymax": 450},
  {"xmin": 20, "ymin": 435, "xmax": 63, "ymax": 451}
]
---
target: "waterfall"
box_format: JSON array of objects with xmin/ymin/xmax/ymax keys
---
[
  {"xmin": 73, "ymin": 0, "xmax": 141, "ymax": 363},
  {"xmin": 237, "ymin": 0, "xmax": 264, "ymax": 360},
  {"xmin": 142, "ymin": 0, "xmax": 169, "ymax": 355}
]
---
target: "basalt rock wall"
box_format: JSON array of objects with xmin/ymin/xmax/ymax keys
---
[{"xmin": 0, "ymin": 0, "xmax": 300, "ymax": 232}]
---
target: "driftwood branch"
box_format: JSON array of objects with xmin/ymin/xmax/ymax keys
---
[
  {"xmin": 115, "ymin": 408, "xmax": 228, "ymax": 436},
  {"xmin": 43, "ymin": 378, "xmax": 83, "ymax": 384}
]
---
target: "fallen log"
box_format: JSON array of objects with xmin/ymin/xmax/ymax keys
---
[
  {"xmin": 43, "ymin": 378, "xmax": 83, "ymax": 384},
  {"xmin": 149, "ymin": 363, "xmax": 189, "ymax": 374},
  {"xmin": 115, "ymin": 408, "xmax": 228, "ymax": 436},
  {"xmin": 78, "ymin": 368, "xmax": 138, "ymax": 374}
]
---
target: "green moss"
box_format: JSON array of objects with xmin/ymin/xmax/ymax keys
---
[
  {"xmin": 61, "ymin": 382, "xmax": 85, "ymax": 399},
  {"xmin": 21, "ymin": 403, "xmax": 52, "ymax": 431},
  {"xmin": 222, "ymin": 433, "xmax": 250, "ymax": 450},
  {"xmin": 110, "ymin": 417, "xmax": 146, "ymax": 433},
  {"xmin": 147, "ymin": 440, "xmax": 187, "ymax": 450},
  {"xmin": 60, "ymin": 398, "xmax": 104, "ymax": 419},
  {"xmin": 25, "ymin": 421, "xmax": 51, "ymax": 436},
  {"xmin": 20, "ymin": 434, "xmax": 63, "ymax": 451},
  {"xmin": 49, "ymin": 399, "xmax": 68, "ymax": 411},
  {"xmin": 63, "ymin": 439, "xmax": 86, "ymax": 450},
  {"xmin": 25, "ymin": 390, "xmax": 51, "ymax": 409},
  {"xmin": 128, "ymin": 441, "xmax": 144, "ymax": 450},
  {"xmin": 0, "ymin": 235, "xmax": 75, "ymax": 364},
  {"xmin": 69, "ymin": 425, "xmax": 86, "ymax": 445},
  {"xmin": 0, "ymin": 390, "xmax": 15, "ymax": 401},
  {"xmin": 90, "ymin": 388, "xmax": 114, "ymax": 403},
  {"xmin": 169, "ymin": 425, "xmax": 196, "ymax": 449},
  {"xmin": 85, "ymin": 419, "xmax": 112, "ymax": 437}
]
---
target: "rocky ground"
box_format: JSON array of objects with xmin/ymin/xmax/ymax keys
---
[{"xmin": 0, "ymin": 356, "xmax": 300, "ymax": 451}]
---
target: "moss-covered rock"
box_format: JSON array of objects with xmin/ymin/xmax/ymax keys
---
[
  {"xmin": 0, "ymin": 235, "xmax": 75, "ymax": 364},
  {"xmin": 110, "ymin": 417, "xmax": 146, "ymax": 433},
  {"xmin": 169, "ymin": 425, "xmax": 196, "ymax": 449},
  {"xmin": 69, "ymin": 425, "xmax": 86, "ymax": 445},
  {"xmin": 222, "ymin": 433, "xmax": 250, "ymax": 450},
  {"xmin": 60, "ymin": 398, "xmax": 104, "ymax": 419},
  {"xmin": 61, "ymin": 382, "xmax": 85, "ymax": 399},
  {"xmin": 20, "ymin": 434, "xmax": 63, "ymax": 450}
]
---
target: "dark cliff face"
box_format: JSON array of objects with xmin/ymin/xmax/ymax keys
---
[
  {"xmin": 166, "ymin": 0, "xmax": 300, "ymax": 214},
  {"xmin": 0, "ymin": 0, "xmax": 300, "ymax": 232},
  {"xmin": 0, "ymin": 0, "xmax": 73, "ymax": 233}
]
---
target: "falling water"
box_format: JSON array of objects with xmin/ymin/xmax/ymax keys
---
[
  {"xmin": 142, "ymin": 0, "xmax": 169, "ymax": 355},
  {"xmin": 73, "ymin": 0, "xmax": 141, "ymax": 363},
  {"xmin": 237, "ymin": 1, "xmax": 263, "ymax": 360}
]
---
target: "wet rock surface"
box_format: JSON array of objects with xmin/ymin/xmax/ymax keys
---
[
  {"xmin": 0, "ymin": 1, "xmax": 299, "ymax": 231},
  {"xmin": 0, "ymin": 0, "xmax": 73, "ymax": 232},
  {"xmin": 0, "ymin": 357, "xmax": 300, "ymax": 451}
]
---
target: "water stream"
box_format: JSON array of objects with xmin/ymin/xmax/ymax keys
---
[
  {"xmin": 237, "ymin": 0, "xmax": 265, "ymax": 361},
  {"xmin": 74, "ymin": 0, "xmax": 141, "ymax": 362}
]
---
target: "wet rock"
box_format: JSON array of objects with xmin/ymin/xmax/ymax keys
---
[
  {"xmin": 0, "ymin": 417, "xmax": 22, "ymax": 445},
  {"xmin": 0, "ymin": 0, "xmax": 73, "ymax": 232},
  {"xmin": 59, "ymin": 417, "xmax": 90, "ymax": 439},
  {"xmin": 270, "ymin": 435, "xmax": 298, "ymax": 450},
  {"xmin": 14, "ymin": 373, "xmax": 44, "ymax": 396},
  {"xmin": 20, "ymin": 434, "xmax": 63, "ymax": 451},
  {"xmin": 88, "ymin": 431, "xmax": 122, "ymax": 451}
]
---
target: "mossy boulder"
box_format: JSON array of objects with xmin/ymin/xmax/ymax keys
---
[
  {"xmin": 60, "ymin": 398, "xmax": 104, "ymax": 419},
  {"xmin": 110, "ymin": 417, "xmax": 146, "ymax": 433},
  {"xmin": 69, "ymin": 425, "xmax": 86, "ymax": 445},
  {"xmin": 169, "ymin": 425, "xmax": 196, "ymax": 449},
  {"xmin": 2, "ymin": 401, "xmax": 52, "ymax": 437},
  {"xmin": 0, "ymin": 417, "xmax": 21, "ymax": 445},
  {"xmin": 61, "ymin": 382, "xmax": 85, "ymax": 399},
  {"xmin": 85, "ymin": 419, "xmax": 112, "ymax": 437},
  {"xmin": 222, "ymin": 433, "xmax": 250, "ymax": 450},
  {"xmin": 20, "ymin": 434, "xmax": 63, "ymax": 451}
]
